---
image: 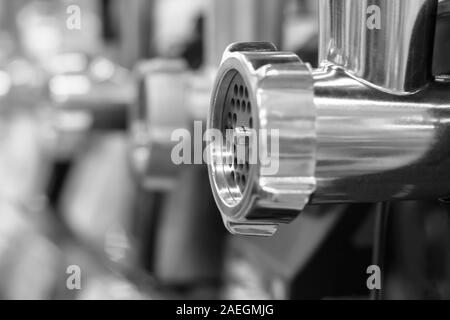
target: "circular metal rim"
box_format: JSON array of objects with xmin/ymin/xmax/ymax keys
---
[{"xmin": 208, "ymin": 57, "xmax": 260, "ymax": 222}]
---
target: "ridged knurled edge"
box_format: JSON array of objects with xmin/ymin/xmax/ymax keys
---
[{"xmin": 208, "ymin": 42, "xmax": 317, "ymax": 236}]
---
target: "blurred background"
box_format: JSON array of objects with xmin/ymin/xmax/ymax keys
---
[{"xmin": 0, "ymin": 0, "xmax": 449, "ymax": 300}]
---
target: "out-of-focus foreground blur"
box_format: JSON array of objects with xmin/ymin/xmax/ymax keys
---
[{"xmin": 0, "ymin": 0, "xmax": 450, "ymax": 300}]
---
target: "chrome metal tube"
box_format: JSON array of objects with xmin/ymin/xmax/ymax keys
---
[
  {"xmin": 311, "ymin": 67, "xmax": 450, "ymax": 203},
  {"xmin": 319, "ymin": 0, "xmax": 438, "ymax": 93}
]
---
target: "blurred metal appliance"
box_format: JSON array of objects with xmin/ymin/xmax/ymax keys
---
[
  {"xmin": 127, "ymin": 0, "xmax": 284, "ymax": 289},
  {"xmin": 129, "ymin": 0, "xmax": 283, "ymax": 189}
]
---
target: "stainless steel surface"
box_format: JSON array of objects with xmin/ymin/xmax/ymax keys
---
[
  {"xmin": 311, "ymin": 66, "xmax": 450, "ymax": 203},
  {"xmin": 319, "ymin": 0, "xmax": 437, "ymax": 94},
  {"xmin": 208, "ymin": 0, "xmax": 450, "ymax": 236}
]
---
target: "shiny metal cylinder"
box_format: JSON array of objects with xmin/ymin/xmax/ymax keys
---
[
  {"xmin": 319, "ymin": 0, "xmax": 438, "ymax": 93},
  {"xmin": 311, "ymin": 67, "xmax": 450, "ymax": 203}
]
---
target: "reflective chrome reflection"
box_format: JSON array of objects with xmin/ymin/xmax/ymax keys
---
[{"xmin": 319, "ymin": 0, "xmax": 437, "ymax": 94}]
